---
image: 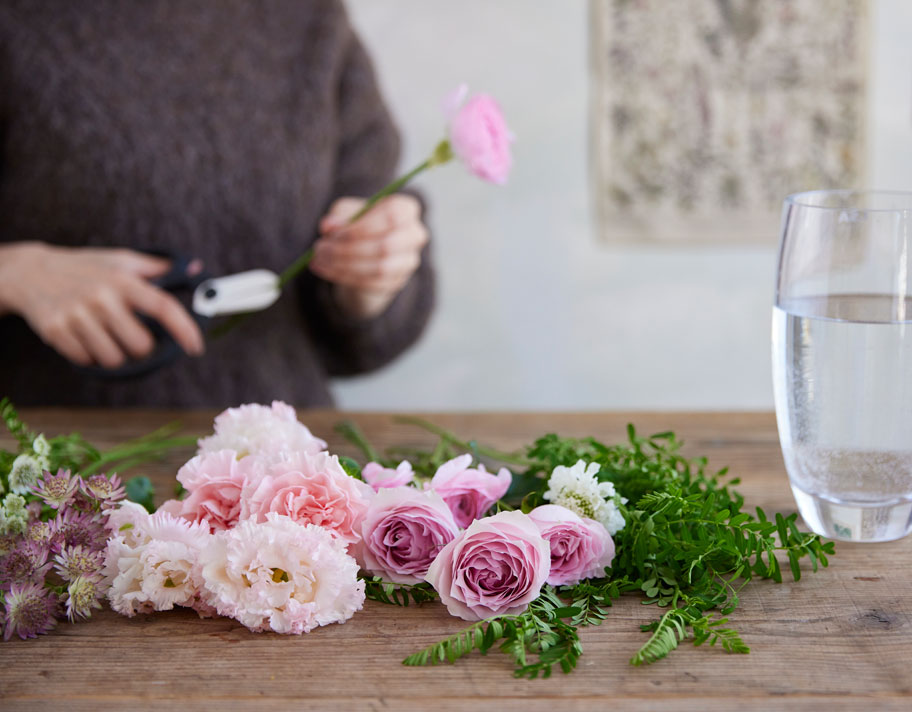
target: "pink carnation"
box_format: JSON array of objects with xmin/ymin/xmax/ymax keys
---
[
  {"xmin": 445, "ymin": 84, "xmax": 513, "ymax": 185},
  {"xmin": 429, "ymin": 454, "xmax": 511, "ymax": 528},
  {"xmin": 425, "ymin": 510, "xmax": 550, "ymax": 621},
  {"xmin": 199, "ymin": 513, "xmax": 364, "ymax": 634},
  {"xmin": 197, "ymin": 401, "xmax": 326, "ymax": 461},
  {"xmin": 167, "ymin": 450, "xmax": 260, "ymax": 532},
  {"xmin": 362, "ymin": 461, "xmax": 414, "ymax": 491},
  {"xmin": 242, "ymin": 452, "xmax": 372, "ymax": 546},
  {"xmin": 527, "ymin": 505, "xmax": 615, "ymax": 585},
  {"xmin": 357, "ymin": 487, "xmax": 459, "ymax": 584}
]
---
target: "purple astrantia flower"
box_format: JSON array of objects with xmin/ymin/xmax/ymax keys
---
[
  {"xmin": 26, "ymin": 521, "xmax": 53, "ymax": 547},
  {"xmin": 49, "ymin": 509, "xmax": 107, "ymax": 554},
  {"xmin": 80, "ymin": 473, "xmax": 126, "ymax": 505},
  {"xmin": 33, "ymin": 469, "xmax": 80, "ymax": 509},
  {"xmin": 54, "ymin": 545, "xmax": 105, "ymax": 583},
  {"xmin": 2, "ymin": 581, "xmax": 58, "ymax": 640},
  {"xmin": 64, "ymin": 575, "xmax": 104, "ymax": 622},
  {"xmin": 0, "ymin": 540, "xmax": 51, "ymax": 589}
]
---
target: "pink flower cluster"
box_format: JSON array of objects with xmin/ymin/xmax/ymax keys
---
[
  {"xmin": 103, "ymin": 402, "xmax": 618, "ymax": 632},
  {"xmin": 104, "ymin": 402, "xmax": 367, "ymax": 635}
]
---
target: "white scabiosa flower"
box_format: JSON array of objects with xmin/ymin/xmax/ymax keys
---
[
  {"xmin": 543, "ymin": 460, "xmax": 627, "ymax": 535},
  {"xmin": 9, "ymin": 454, "xmax": 43, "ymax": 495}
]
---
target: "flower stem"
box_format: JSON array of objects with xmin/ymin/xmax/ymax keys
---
[{"xmin": 393, "ymin": 415, "xmax": 536, "ymax": 468}]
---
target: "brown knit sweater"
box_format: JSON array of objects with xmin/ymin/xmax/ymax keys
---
[{"xmin": 0, "ymin": 0, "xmax": 434, "ymax": 407}]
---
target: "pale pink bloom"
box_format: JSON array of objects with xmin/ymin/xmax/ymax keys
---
[
  {"xmin": 105, "ymin": 500, "xmax": 152, "ymax": 547},
  {"xmin": 357, "ymin": 487, "xmax": 459, "ymax": 584},
  {"xmin": 362, "ymin": 461, "xmax": 414, "ymax": 491},
  {"xmin": 425, "ymin": 510, "xmax": 550, "ymax": 621},
  {"xmin": 527, "ymin": 505, "xmax": 615, "ymax": 585},
  {"xmin": 242, "ymin": 452, "xmax": 371, "ymax": 546},
  {"xmin": 199, "ymin": 513, "xmax": 364, "ymax": 634},
  {"xmin": 197, "ymin": 401, "xmax": 326, "ymax": 460},
  {"xmin": 172, "ymin": 450, "xmax": 260, "ymax": 532},
  {"xmin": 103, "ymin": 509, "xmax": 211, "ymax": 616},
  {"xmin": 445, "ymin": 84, "xmax": 513, "ymax": 185},
  {"xmin": 429, "ymin": 454, "xmax": 511, "ymax": 528}
]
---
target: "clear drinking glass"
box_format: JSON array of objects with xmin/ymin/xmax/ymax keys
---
[{"xmin": 772, "ymin": 190, "xmax": 912, "ymax": 542}]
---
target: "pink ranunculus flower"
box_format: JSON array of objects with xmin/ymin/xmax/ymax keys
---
[
  {"xmin": 197, "ymin": 401, "xmax": 327, "ymax": 461},
  {"xmin": 429, "ymin": 454, "xmax": 511, "ymax": 529},
  {"xmin": 167, "ymin": 450, "xmax": 260, "ymax": 532},
  {"xmin": 445, "ymin": 83, "xmax": 513, "ymax": 185},
  {"xmin": 199, "ymin": 513, "xmax": 364, "ymax": 634},
  {"xmin": 527, "ymin": 504, "xmax": 615, "ymax": 586},
  {"xmin": 357, "ymin": 487, "xmax": 460, "ymax": 584},
  {"xmin": 242, "ymin": 451, "xmax": 372, "ymax": 546},
  {"xmin": 425, "ymin": 510, "xmax": 550, "ymax": 621},
  {"xmin": 362, "ymin": 461, "xmax": 415, "ymax": 492}
]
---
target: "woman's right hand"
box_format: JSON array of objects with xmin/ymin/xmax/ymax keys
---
[{"xmin": 0, "ymin": 242, "xmax": 205, "ymax": 368}]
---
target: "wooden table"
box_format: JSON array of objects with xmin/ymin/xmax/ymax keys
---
[{"xmin": 2, "ymin": 410, "xmax": 911, "ymax": 711}]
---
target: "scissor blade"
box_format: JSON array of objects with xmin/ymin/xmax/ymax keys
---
[{"xmin": 192, "ymin": 270, "xmax": 281, "ymax": 317}]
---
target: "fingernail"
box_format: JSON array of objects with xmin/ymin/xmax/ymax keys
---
[{"xmin": 187, "ymin": 259, "xmax": 204, "ymax": 277}]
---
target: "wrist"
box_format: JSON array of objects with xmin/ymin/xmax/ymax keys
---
[
  {"xmin": 331, "ymin": 285, "xmax": 396, "ymax": 321},
  {"xmin": 0, "ymin": 241, "xmax": 48, "ymax": 314}
]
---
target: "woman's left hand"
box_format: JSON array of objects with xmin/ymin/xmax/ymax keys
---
[{"xmin": 310, "ymin": 194, "xmax": 429, "ymax": 319}]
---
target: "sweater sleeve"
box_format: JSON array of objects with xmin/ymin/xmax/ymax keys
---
[{"xmin": 297, "ymin": 24, "xmax": 435, "ymax": 378}]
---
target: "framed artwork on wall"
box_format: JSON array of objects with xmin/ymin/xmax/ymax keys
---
[{"xmin": 591, "ymin": 0, "xmax": 869, "ymax": 243}]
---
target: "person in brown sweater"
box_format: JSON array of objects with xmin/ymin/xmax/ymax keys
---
[{"xmin": 0, "ymin": 0, "xmax": 434, "ymax": 407}]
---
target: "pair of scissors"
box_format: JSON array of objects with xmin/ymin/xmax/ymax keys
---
[{"xmin": 78, "ymin": 252, "xmax": 281, "ymax": 380}]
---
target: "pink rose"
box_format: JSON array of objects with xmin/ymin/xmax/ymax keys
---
[
  {"xmin": 527, "ymin": 505, "xmax": 615, "ymax": 585},
  {"xmin": 242, "ymin": 452, "xmax": 371, "ymax": 546},
  {"xmin": 166, "ymin": 450, "xmax": 259, "ymax": 532},
  {"xmin": 425, "ymin": 510, "xmax": 550, "ymax": 621},
  {"xmin": 362, "ymin": 461, "xmax": 414, "ymax": 492},
  {"xmin": 445, "ymin": 84, "xmax": 513, "ymax": 185},
  {"xmin": 429, "ymin": 454, "xmax": 511, "ymax": 528},
  {"xmin": 357, "ymin": 487, "xmax": 460, "ymax": 584}
]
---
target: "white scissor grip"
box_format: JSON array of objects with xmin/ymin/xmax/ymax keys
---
[{"xmin": 192, "ymin": 270, "xmax": 281, "ymax": 317}]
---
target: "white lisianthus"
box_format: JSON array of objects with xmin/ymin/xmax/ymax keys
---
[
  {"xmin": 543, "ymin": 460, "xmax": 627, "ymax": 535},
  {"xmin": 9, "ymin": 454, "xmax": 43, "ymax": 495},
  {"xmin": 197, "ymin": 401, "xmax": 327, "ymax": 462}
]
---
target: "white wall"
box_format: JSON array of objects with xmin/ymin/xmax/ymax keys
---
[{"xmin": 334, "ymin": 0, "xmax": 912, "ymax": 411}]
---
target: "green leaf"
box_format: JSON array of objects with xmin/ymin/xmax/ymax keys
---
[{"xmin": 125, "ymin": 475, "xmax": 156, "ymax": 513}]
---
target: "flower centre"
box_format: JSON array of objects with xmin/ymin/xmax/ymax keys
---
[{"xmin": 271, "ymin": 567, "xmax": 290, "ymax": 583}]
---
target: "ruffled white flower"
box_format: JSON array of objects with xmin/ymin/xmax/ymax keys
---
[
  {"xmin": 9, "ymin": 454, "xmax": 43, "ymax": 495},
  {"xmin": 103, "ymin": 508, "xmax": 211, "ymax": 616},
  {"xmin": 197, "ymin": 401, "xmax": 327, "ymax": 462},
  {"xmin": 543, "ymin": 460, "xmax": 627, "ymax": 535},
  {"xmin": 199, "ymin": 513, "xmax": 364, "ymax": 634}
]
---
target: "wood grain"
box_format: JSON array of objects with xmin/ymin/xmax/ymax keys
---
[{"xmin": 1, "ymin": 410, "xmax": 910, "ymax": 711}]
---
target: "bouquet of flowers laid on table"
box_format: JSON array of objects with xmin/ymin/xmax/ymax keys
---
[
  {"xmin": 0, "ymin": 398, "xmax": 195, "ymax": 640},
  {"xmin": 91, "ymin": 401, "xmax": 835, "ymax": 678}
]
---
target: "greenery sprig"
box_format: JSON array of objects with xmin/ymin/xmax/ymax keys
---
[{"xmin": 340, "ymin": 419, "xmax": 836, "ymax": 676}]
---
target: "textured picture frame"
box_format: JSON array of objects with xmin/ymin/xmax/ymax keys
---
[{"xmin": 591, "ymin": 0, "xmax": 869, "ymax": 243}]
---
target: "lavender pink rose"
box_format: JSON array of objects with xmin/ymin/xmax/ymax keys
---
[
  {"xmin": 527, "ymin": 505, "xmax": 615, "ymax": 585},
  {"xmin": 429, "ymin": 454, "xmax": 511, "ymax": 528},
  {"xmin": 445, "ymin": 84, "xmax": 514, "ymax": 185},
  {"xmin": 357, "ymin": 487, "xmax": 459, "ymax": 584},
  {"xmin": 425, "ymin": 510, "xmax": 550, "ymax": 621}
]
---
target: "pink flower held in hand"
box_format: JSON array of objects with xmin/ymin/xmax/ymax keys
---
[
  {"xmin": 362, "ymin": 461, "xmax": 414, "ymax": 492},
  {"xmin": 425, "ymin": 510, "xmax": 550, "ymax": 621},
  {"xmin": 170, "ymin": 450, "xmax": 260, "ymax": 532},
  {"xmin": 429, "ymin": 454, "xmax": 511, "ymax": 528},
  {"xmin": 445, "ymin": 83, "xmax": 514, "ymax": 185},
  {"xmin": 357, "ymin": 487, "xmax": 460, "ymax": 584},
  {"xmin": 242, "ymin": 452, "xmax": 372, "ymax": 546},
  {"xmin": 527, "ymin": 504, "xmax": 615, "ymax": 586}
]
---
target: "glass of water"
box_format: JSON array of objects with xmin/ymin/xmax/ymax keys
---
[{"xmin": 772, "ymin": 190, "xmax": 912, "ymax": 542}]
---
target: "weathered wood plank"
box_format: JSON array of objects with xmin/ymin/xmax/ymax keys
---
[{"xmin": 1, "ymin": 410, "xmax": 910, "ymax": 710}]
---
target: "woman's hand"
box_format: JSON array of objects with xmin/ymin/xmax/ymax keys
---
[
  {"xmin": 310, "ymin": 194, "xmax": 429, "ymax": 319},
  {"xmin": 0, "ymin": 242, "xmax": 204, "ymax": 368}
]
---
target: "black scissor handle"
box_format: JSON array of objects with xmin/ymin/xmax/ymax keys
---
[{"xmin": 75, "ymin": 250, "xmax": 211, "ymax": 381}]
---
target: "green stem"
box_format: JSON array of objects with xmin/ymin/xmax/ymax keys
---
[
  {"xmin": 334, "ymin": 420, "xmax": 381, "ymax": 463},
  {"xmin": 393, "ymin": 415, "xmax": 536, "ymax": 468},
  {"xmin": 82, "ymin": 436, "xmax": 197, "ymax": 476}
]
